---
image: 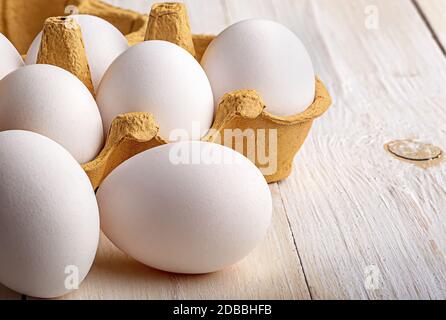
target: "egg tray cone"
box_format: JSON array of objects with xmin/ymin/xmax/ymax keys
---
[{"xmin": 0, "ymin": 0, "xmax": 332, "ymax": 189}]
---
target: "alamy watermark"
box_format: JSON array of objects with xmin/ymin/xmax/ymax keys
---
[
  {"xmin": 64, "ymin": 265, "xmax": 80, "ymax": 290},
  {"xmin": 364, "ymin": 264, "xmax": 382, "ymax": 291},
  {"xmin": 364, "ymin": 5, "xmax": 380, "ymax": 30},
  {"xmin": 168, "ymin": 123, "xmax": 278, "ymax": 175}
]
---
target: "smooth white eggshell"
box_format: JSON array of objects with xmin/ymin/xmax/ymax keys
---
[
  {"xmin": 0, "ymin": 130, "xmax": 100, "ymax": 298},
  {"xmin": 96, "ymin": 40, "xmax": 214, "ymax": 141},
  {"xmin": 0, "ymin": 33, "xmax": 24, "ymax": 80},
  {"xmin": 0, "ymin": 64, "xmax": 104, "ymax": 163},
  {"xmin": 25, "ymin": 14, "xmax": 129, "ymax": 91},
  {"xmin": 97, "ymin": 141, "xmax": 272, "ymax": 274},
  {"xmin": 201, "ymin": 19, "xmax": 316, "ymax": 116}
]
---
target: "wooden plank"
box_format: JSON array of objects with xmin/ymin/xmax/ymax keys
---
[
  {"xmin": 284, "ymin": 0, "xmax": 446, "ymax": 300},
  {"xmin": 59, "ymin": 185, "xmax": 310, "ymax": 300},
  {"xmin": 415, "ymin": 0, "xmax": 446, "ymax": 53},
  {"xmin": 221, "ymin": 0, "xmax": 446, "ymax": 299}
]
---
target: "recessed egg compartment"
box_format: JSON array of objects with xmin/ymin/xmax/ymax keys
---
[{"xmin": 1, "ymin": 0, "xmax": 331, "ymax": 189}]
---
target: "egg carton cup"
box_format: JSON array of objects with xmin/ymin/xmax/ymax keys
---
[
  {"xmin": 1, "ymin": 0, "xmax": 332, "ymax": 189},
  {"xmin": 0, "ymin": 0, "xmax": 147, "ymax": 53}
]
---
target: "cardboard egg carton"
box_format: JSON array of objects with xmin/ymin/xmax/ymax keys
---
[{"xmin": 0, "ymin": 0, "xmax": 331, "ymax": 188}]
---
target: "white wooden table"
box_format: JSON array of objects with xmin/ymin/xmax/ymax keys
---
[{"xmin": 1, "ymin": 0, "xmax": 446, "ymax": 300}]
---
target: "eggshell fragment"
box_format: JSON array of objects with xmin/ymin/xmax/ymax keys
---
[
  {"xmin": 26, "ymin": 14, "xmax": 129, "ymax": 91},
  {"xmin": 96, "ymin": 40, "xmax": 214, "ymax": 141},
  {"xmin": 0, "ymin": 130, "xmax": 100, "ymax": 298},
  {"xmin": 0, "ymin": 64, "xmax": 104, "ymax": 163},
  {"xmin": 201, "ymin": 19, "xmax": 316, "ymax": 116},
  {"xmin": 97, "ymin": 141, "xmax": 272, "ymax": 274},
  {"xmin": 0, "ymin": 33, "xmax": 24, "ymax": 80}
]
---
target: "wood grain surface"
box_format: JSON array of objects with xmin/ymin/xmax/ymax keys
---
[
  {"xmin": 272, "ymin": 0, "xmax": 446, "ymax": 299},
  {"xmin": 1, "ymin": 0, "xmax": 444, "ymax": 300}
]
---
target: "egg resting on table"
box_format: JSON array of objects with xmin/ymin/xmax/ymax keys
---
[
  {"xmin": 97, "ymin": 141, "xmax": 272, "ymax": 274},
  {"xmin": 0, "ymin": 130, "xmax": 99, "ymax": 298}
]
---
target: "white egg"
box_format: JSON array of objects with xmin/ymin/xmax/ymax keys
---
[
  {"xmin": 97, "ymin": 141, "xmax": 272, "ymax": 274},
  {"xmin": 201, "ymin": 19, "xmax": 316, "ymax": 116},
  {"xmin": 0, "ymin": 33, "xmax": 24, "ymax": 80},
  {"xmin": 25, "ymin": 14, "xmax": 129, "ymax": 91},
  {"xmin": 0, "ymin": 130, "xmax": 99, "ymax": 298},
  {"xmin": 96, "ymin": 40, "xmax": 214, "ymax": 141},
  {"xmin": 0, "ymin": 64, "xmax": 104, "ymax": 163}
]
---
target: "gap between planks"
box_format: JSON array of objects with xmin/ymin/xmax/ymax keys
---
[
  {"xmin": 278, "ymin": 182, "xmax": 314, "ymax": 300},
  {"xmin": 412, "ymin": 0, "xmax": 446, "ymax": 56}
]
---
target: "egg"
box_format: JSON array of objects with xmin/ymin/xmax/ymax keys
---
[
  {"xmin": 0, "ymin": 64, "xmax": 104, "ymax": 163},
  {"xmin": 97, "ymin": 141, "xmax": 272, "ymax": 274},
  {"xmin": 25, "ymin": 14, "xmax": 129, "ymax": 91},
  {"xmin": 96, "ymin": 40, "xmax": 214, "ymax": 141},
  {"xmin": 0, "ymin": 33, "xmax": 24, "ymax": 80},
  {"xmin": 0, "ymin": 130, "xmax": 99, "ymax": 298},
  {"xmin": 201, "ymin": 19, "xmax": 316, "ymax": 116}
]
